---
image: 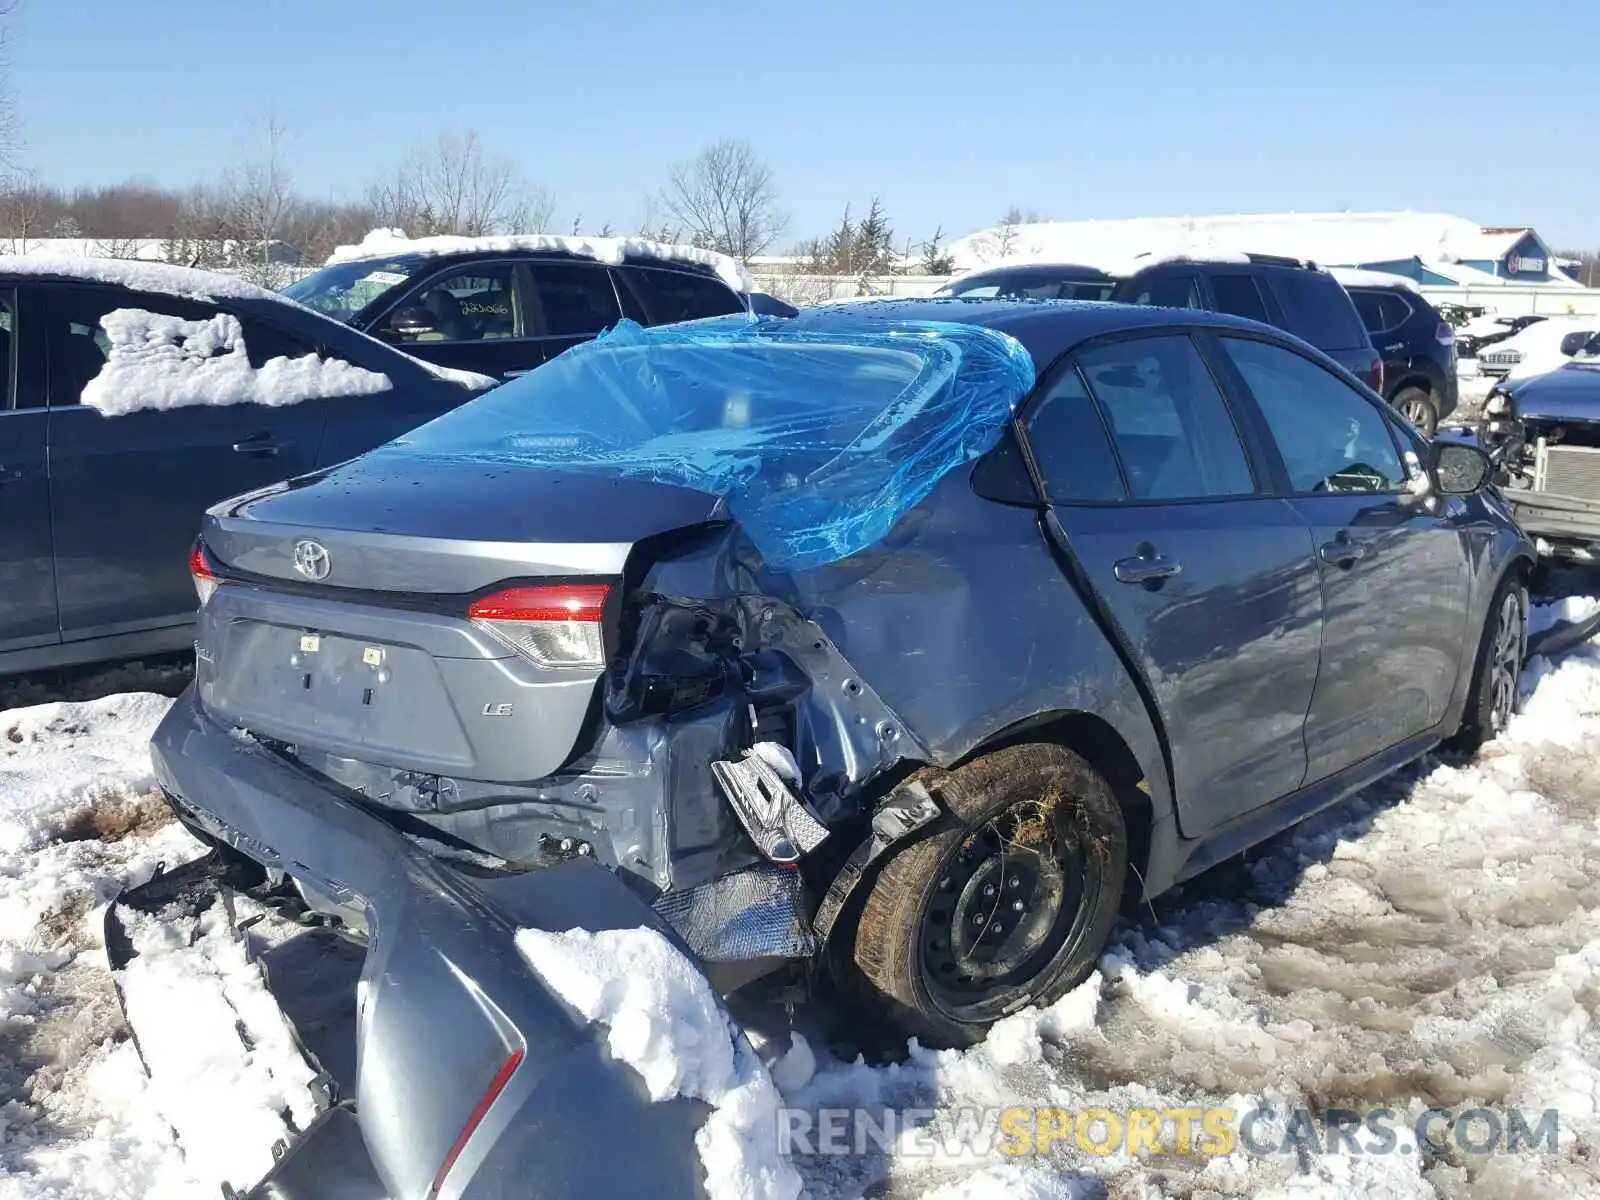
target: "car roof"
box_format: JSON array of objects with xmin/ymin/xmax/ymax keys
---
[
  {"xmin": 952, "ymin": 262, "xmax": 1113, "ymax": 283},
  {"xmin": 790, "ymin": 297, "xmax": 1284, "ymax": 369}
]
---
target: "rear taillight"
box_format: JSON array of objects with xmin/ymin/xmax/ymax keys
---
[
  {"xmin": 189, "ymin": 543, "xmax": 219, "ymax": 608},
  {"xmin": 467, "ymin": 584, "xmax": 610, "ymax": 669},
  {"xmin": 1371, "ymin": 360, "xmax": 1385, "ymax": 394},
  {"xmin": 430, "ymin": 1047, "xmax": 524, "ymax": 1197}
]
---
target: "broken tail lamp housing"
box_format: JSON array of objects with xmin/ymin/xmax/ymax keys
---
[
  {"xmin": 468, "ymin": 584, "xmax": 610, "ymax": 669},
  {"xmin": 189, "ymin": 542, "xmax": 220, "ymax": 608}
]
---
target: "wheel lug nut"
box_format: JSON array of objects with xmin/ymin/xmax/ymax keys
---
[
  {"xmin": 1007, "ymin": 876, "xmax": 1020, "ymax": 889},
  {"xmin": 982, "ymin": 884, "xmax": 996, "ymax": 898},
  {"xmin": 939, "ymin": 877, "xmax": 952, "ymax": 891},
  {"xmin": 973, "ymin": 913, "xmax": 985, "ymax": 924},
  {"xmin": 1012, "ymin": 899, "xmax": 1025, "ymax": 912},
  {"xmin": 992, "ymin": 923, "xmax": 1004, "ymax": 935}
]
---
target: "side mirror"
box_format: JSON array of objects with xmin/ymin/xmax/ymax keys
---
[
  {"xmin": 383, "ymin": 306, "xmax": 438, "ymax": 341},
  {"xmin": 1431, "ymin": 441, "xmax": 1491, "ymax": 495},
  {"xmin": 1560, "ymin": 331, "xmax": 1590, "ymax": 357}
]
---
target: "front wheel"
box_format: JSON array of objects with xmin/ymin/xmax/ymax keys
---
[
  {"xmin": 843, "ymin": 743, "xmax": 1127, "ymax": 1049},
  {"xmin": 1392, "ymin": 386, "xmax": 1439, "ymax": 435},
  {"xmin": 1447, "ymin": 574, "xmax": 1527, "ymax": 754}
]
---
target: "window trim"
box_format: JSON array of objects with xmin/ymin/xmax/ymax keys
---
[
  {"xmin": 1208, "ymin": 329, "xmax": 1414, "ymax": 501},
  {"xmin": 0, "ymin": 285, "xmax": 18, "ymax": 412},
  {"xmin": 1015, "ymin": 327, "xmax": 1271, "ymax": 509}
]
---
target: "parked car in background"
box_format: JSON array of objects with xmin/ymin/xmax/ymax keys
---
[
  {"xmin": 1481, "ymin": 335, "xmax": 1600, "ymax": 561},
  {"xmin": 934, "ymin": 262, "xmax": 1119, "ymax": 301},
  {"xmin": 1477, "ymin": 316, "xmax": 1599, "ymax": 380},
  {"xmin": 282, "ymin": 233, "xmax": 753, "ymax": 383},
  {"xmin": 1107, "ymin": 254, "xmax": 1386, "ymax": 393},
  {"xmin": 1458, "ymin": 312, "xmax": 1547, "ymax": 360},
  {"xmin": 1333, "ymin": 268, "xmax": 1458, "ymax": 433},
  {"xmin": 936, "ymin": 254, "xmax": 1386, "ymax": 396},
  {"xmin": 0, "ymin": 257, "xmax": 493, "ymax": 675},
  {"xmin": 154, "ymin": 296, "xmax": 1527, "ymax": 1199}
]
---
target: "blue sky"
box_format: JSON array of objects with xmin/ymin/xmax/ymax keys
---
[{"xmin": 12, "ymin": 0, "xmax": 1599, "ymax": 251}]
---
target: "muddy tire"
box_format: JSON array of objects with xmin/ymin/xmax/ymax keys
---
[
  {"xmin": 844, "ymin": 743, "xmax": 1126, "ymax": 1049},
  {"xmin": 1447, "ymin": 571, "xmax": 1527, "ymax": 755},
  {"xmin": 1392, "ymin": 386, "xmax": 1438, "ymax": 435}
]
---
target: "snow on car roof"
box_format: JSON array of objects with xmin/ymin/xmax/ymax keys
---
[
  {"xmin": 1328, "ymin": 266, "xmax": 1422, "ymax": 293},
  {"xmin": 0, "ymin": 255, "xmax": 289, "ymax": 304},
  {"xmin": 326, "ymin": 229, "xmax": 755, "ymax": 294}
]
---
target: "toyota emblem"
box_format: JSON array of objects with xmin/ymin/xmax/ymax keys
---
[{"xmin": 292, "ymin": 539, "xmax": 331, "ymax": 581}]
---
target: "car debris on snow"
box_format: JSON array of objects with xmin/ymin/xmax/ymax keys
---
[{"xmin": 6, "ymin": 613, "xmax": 1600, "ymax": 1196}]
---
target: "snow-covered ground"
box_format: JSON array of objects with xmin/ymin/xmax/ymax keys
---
[{"xmin": 6, "ymin": 610, "xmax": 1600, "ymax": 1198}]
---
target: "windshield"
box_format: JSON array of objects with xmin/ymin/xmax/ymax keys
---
[
  {"xmin": 1577, "ymin": 333, "xmax": 1600, "ymax": 361},
  {"xmin": 282, "ymin": 259, "xmax": 421, "ymax": 322},
  {"xmin": 378, "ymin": 315, "xmax": 1035, "ymax": 570},
  {"xmin": 938, "ymin": 274, "xmax": 1115, "ymax": 302}
]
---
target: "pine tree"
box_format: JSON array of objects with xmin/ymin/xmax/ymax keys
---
[
  {"xmin": 853, "ymin": 198, "xmax": 895, "ymax": 276},
  {"xmin": 921, "ymin": 225, "xmax": 956, "ymax": 275}
]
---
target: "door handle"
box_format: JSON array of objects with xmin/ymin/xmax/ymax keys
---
[
  {"xmin": 1113, "ymin": 552, "xmax": 1183, "ymax": 585},
  {"xmin": 231, "ymin": 433, "xmax": 294, "ymax": 457},
  {"xmin": 1319, "ymin": 539, "xmax": 1368, "ymax": 566}
]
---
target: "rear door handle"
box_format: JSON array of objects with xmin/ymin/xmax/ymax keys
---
[
  {"xmin": 1319, "ymin": 539, "xmax": 1368, "ymax": 566},
  {"xmin": 1113, "ymin": 553, "xmax": 1183, "ymax": 585},
  {"xmin": 232, "ymin": 433, "xmax": 294, "ymax": 457}
]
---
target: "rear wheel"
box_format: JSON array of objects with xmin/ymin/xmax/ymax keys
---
[
  {"xmin": 1448, "ymin": 573, "xmax": 1527, "ymax": 754},
  {"xmin": 844, "ymin": 743, "xmax": 1127, "ymax": 1049},
  {"xmin": 1392, "ymin": 386, "xmax": 1438, "ymax": 435}
]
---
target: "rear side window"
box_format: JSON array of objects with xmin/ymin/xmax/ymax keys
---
[
  {"xmin": 1209, "ymin": 274, "xmax": 1269, "ymax": 323},
  {"xmin": 1265, "ymin": 271, "xmax": 1367, "ymax": 349},
  {"xmin": 615, "ymin": 267, "xmax": 742, "ymax": 326},
  {"xmin": 1023, "ymin": 367, "xmax": 1126, "ymax": 501},
  {"xmin": 1121, "ymin": 273, "xmax": 1201, "ymax": 310},
  {"xmin": 1349, "ymin": 289, "xmax": 1412, "ymax": 336},
  {"xmin": 1077, "ymin": 335, "xmax": 1255, "ymax": 501},
  {"xmin": 525, "ymin": 262, "xmax": 622, "ymax": 338}
]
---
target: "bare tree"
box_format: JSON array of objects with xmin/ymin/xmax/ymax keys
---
[
  {"xmin": 974, "ymin": 206, "xmax": 1040, "ymax": 263},
  {"xmin": 217, "ymin": 113, "xmax": 297, "ymax": 286},
  {"xmin": 368, "ymin": 131, "xmax": 554, "ymax": 239},
  {"xmin": 0, "ymin": 171, "xmax": 52, "ymax": 252},
  {"xmin": 0, "ymin": 1, "xmax": 18, "ymax": 172},
  {"xmin": 656, "ymin": 138, "xmax": 785, "ymax": 261}
]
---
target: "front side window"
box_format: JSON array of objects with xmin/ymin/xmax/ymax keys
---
[
  {"xmin": 391, "ymin": 265, "xmax": 519, "ymax": 342},
  {"xmin": 1220, "ymin": 337, "xmax": 1406, "ymax": 494},
  {"xmin": 1076, "ymin": 335, "xmax": 1254, "ymax": 501}
]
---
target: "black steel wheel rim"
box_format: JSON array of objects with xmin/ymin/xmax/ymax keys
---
[{"xmin": 918, "ymin": 797, "xmax": 1100, "ymax": 1021}]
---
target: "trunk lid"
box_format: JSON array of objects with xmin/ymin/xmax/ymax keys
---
[{"xmin": 196, "ymin": 457, "xmax": 726, "ymax": 783}]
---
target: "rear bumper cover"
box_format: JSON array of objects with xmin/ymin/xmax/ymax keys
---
[{"xmin": 149, "ymin": 687, "xmax": 711, "ymax": 1200}]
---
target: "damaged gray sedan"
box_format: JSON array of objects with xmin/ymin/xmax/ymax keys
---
[{"xmin": 146, "ymin": 299, "xmax": 1531, "ymax": 1197}]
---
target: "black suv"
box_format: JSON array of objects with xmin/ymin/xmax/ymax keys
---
[
  {"xmin": 284, "ymin": 243, "xmax": 749, "ymax": 383},
  {"xmin": 1339, "ymin": 277, "xmax": 1458, "ymax": 433},
  {"xmin": 938, "ymin": 254, "xmax": 1384, "ymax": 394}
]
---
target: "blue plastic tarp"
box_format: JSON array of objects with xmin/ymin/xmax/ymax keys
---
[{"xmin": 381, "ymin": 315, "xmax": 1037, "ymax": 570}]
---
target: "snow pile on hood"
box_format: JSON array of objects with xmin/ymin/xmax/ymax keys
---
[
  {"xmin": 516, "ymin": 925, "xmax": 802, "ymax": 1200},
  {"xmin": 113, "ymin": 904, "xmax": 323, "ymax": 1193},
  {"xmin": 328, "ymin": 228, "xmax": 756, "ymax": 294},
  {"xmin": 0, "ymin": 255, "xmax": 286, "ymax": 304},
  {"xmin": 82, "ymin": 308, "xmax": 392, "ymax": 416}
]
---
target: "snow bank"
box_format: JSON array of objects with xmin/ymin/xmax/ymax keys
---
[
  {"xmin": 0, "ymin": 255, "xmax": 285, "ymax": 304},
  {"xmin": 82, "ymin": 308, "xmax": 392, "ymax": 416},
  {"xmin": 328, "ymin": 228, "xmax": 756, "ymax": 294},
  {"xmin": 113, "ymin": 904, "xmax": 321, "ymax": 1194},
  {"xmin": 516, "ymin": 925, "xmax": 802, "ymax": 1200}
]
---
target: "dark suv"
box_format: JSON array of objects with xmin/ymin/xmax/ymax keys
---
[
  {"xmin": 1338, "ymin": 275, "xmax": 1458, "ymax": 433},
  {"xmin": 284, "ymin": 240, "xmax": 749, "ymax": 383},
  {"xmin": 938, "ymin": 255, "xmax": 1384, "ymax": 394}
]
